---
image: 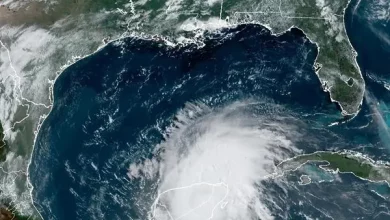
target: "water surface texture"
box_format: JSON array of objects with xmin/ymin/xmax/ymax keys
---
[{"xmin": 30, "ymin": 19, "xmax": 390, "ymax": 220}]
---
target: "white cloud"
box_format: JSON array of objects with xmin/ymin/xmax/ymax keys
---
[
  {"xmin": 0, "ymin": 11, "xmax": 120, "ymax": 216},
  {"xmin": 206, "ymin": 0, "xmax": 222, "ymax": 7},
  {"xmin": 178, "ymin": 17, "xmax": 229, "ymax": 32},
  {"xmin": 129, "ymin": 101, "xmax": 301, "ymax": 220}
]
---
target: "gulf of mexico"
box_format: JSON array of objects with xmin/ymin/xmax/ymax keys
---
[{"xmin": 29, "ymin": 24, "xmax": 344, "ymax": 220}]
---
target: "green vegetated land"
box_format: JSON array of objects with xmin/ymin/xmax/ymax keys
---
[
  {"xmin": 0, "ymin": 0, "xmax": 368, "ymax": 218},
  {"xmin": 278, "ymin": 151, "xmax": 390, "ymax": 185},
  {"xmin": 0, "ymin": 202, "xmax": 38, "ymax": 220},
  {"xmin": 228, "ymin": 0, "xmax": 364, "ymax": 115}
]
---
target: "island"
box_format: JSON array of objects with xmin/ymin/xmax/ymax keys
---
[
  {"xmin": 277, "ymin": 151, "xmax": 390, "ymax": 186},
  {"xmin": 0, "ymin": 0, "xmax": 368, "ymax": 218}
]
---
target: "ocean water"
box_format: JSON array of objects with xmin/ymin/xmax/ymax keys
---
[
  {"xmin": 29, "ymin": 4, "xmax": 390, "ymax": 220},
  {"xmin": 342, "ymin": 0, "xmax": 390, "ymax": 159}
]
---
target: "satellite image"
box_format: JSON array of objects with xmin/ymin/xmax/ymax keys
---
[{"xmin": 0, "ymin": 0, "xmax": 389, "ymax": 219}]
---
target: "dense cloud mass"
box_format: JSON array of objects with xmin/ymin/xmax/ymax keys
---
[{"xmin": 128, "ymin": 101, "xmax": 301, "ymax": 220}]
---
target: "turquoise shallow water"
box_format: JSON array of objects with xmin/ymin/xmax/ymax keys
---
[{"xmin": 29, "ymin": 0, "xmax": 390, "ymax": 218}]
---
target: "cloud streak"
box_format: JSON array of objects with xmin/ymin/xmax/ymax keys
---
[{"xmin": 128, "ymin": 101, "xmax": 300, "ymax": 220}]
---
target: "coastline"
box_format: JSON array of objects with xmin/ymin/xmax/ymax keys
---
[
  {"xmin": 274, "ymin": 150, "xmax": 390, "ymax": 187},
  {"xmin": 0, "ymin": 0, "xmax": 371, "ymax": 217},
  {"xmin": 26, "ymin": 23, "xmax": 325, "ymax": 219},
  {"xmin": 27, "ymin": 12, "xmax": 365, "ymax": 218}
]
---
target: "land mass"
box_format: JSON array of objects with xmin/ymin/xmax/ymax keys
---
[
  {"xmin": 277, "ymin": 151, "xmax": 390, "ymax": 185},
  {"xmin": 227, "ymin": 0, "xmax": 364, "ymax": 115},
  {"xmin": 0, "ymin": 205, "xmax": 36, "ymax": 220},
  {"xmin": 0, "ymin": 0, "xmax": 366, "ymax": 218}
]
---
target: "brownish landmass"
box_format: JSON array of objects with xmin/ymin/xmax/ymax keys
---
[
  {"xmin": 0, "ymin": 2, "xmax": 55, "ymax": 26},
  {"xmin": 0, "ymin": 0, "xmax": 127, "ymax": 27},
  {"xmin": 0, "ymin": 0, "xmax": 127, "ymax": 217},
  {"xmin": 0, "ymin": 0, "xmax": 368, "ymax": 218},
  {"xmin": 0, "ymin": 207, "xmax": 14, "ymax": 220}
]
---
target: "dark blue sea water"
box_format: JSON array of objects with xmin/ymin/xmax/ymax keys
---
[
  {"xmin": 29, "ymin": 1, "xmax": 390, "ymax": 219},
  {"xmin": 343, "ymin": 0, "xmax": 390, "ymax": 156}
]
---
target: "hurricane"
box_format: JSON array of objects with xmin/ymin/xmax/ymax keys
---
[
  {"xmin": 127, "ymin": 101, "xmax": 300, "ymax": 220},
  {"xmin": 28, "ymin": 23, "xmax": 390, "ymax": 220}
]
